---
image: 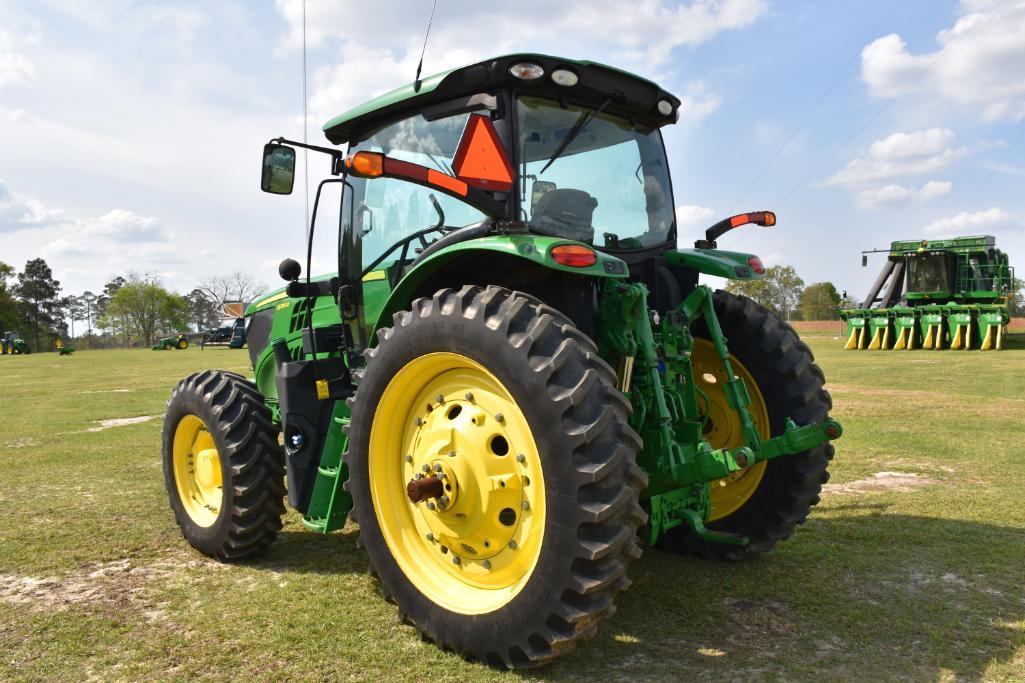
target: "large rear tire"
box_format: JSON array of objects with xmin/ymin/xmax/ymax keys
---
[
  {"xmin": 659, "ymin": 290, "xmax": 833, "ymax": 559},
  {"xmin": 162, "ymin": 370, "xmax": 286, "ymax": 560},
  {"xmin": 344, "ymin": 285, "xmax": 646, "ymax": 668}
]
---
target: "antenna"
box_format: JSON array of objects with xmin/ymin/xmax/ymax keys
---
[
  {"xmin": 413, "ymin": 0, "xmax": 438, "ymax": 93},
  {"xmin": 302, "ymin": 0, "xmax": 310, "ymax": 243}
]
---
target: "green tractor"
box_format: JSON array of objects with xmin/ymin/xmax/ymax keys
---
[
  {"xmin": 842, "ymin": 236, "xmax": 1014, "ymax": 350},
  {"xmin": 152, "ymin": 333, "xmax": 190, "ymax": 351},
  {"xmin": 162, "ymin": 54, "xmax": 841, "ymax": 668},
  {"xmin": 2, "ymin": 332, "xmax": 30, "ymax": 355}
]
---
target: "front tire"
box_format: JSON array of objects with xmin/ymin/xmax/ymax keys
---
[
  {"xmin": 162, "ymin": 370, "xmax": 286, "ymax": 560},
  {"xmin": 345, "ymin": 285, "xmax": 646, "ymax": 668},
  {"xmin": 659, "ymin": 290, "xmax": 833, "ymax": 559}
]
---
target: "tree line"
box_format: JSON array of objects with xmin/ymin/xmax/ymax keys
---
[
  {"xmin": 0, "ymin": 258, "xmax": 265, "ymax": 351},
  {"xmin": 726, "ymin": 264, "xmax": 1025, "ymax": 321}
]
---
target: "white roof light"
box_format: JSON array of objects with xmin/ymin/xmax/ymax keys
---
[
  {"xmin": 551, "ymin": 69, "xmax": 579, "ymax": 87},
  {"xmin": 657, "ymin": 99, "xmax": 674, "ymax": 116},
  {"xmin": 509, "ymin": 62, "xmax": 544, "ymax": 80}
]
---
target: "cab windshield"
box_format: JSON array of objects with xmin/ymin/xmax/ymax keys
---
[
  {"xmin": 908, "ymin": 254, "xmax": 952, "ymax": 293},
  {"xmin": 517, "ymin": 96, "xmax": 675, "ymax": 249}
]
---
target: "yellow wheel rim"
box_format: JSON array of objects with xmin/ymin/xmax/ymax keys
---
[
  {"xmin": 172, "ymin": 414, "xmax": 223, "ymax": 527},
  {"xmin": 692, "ymin": 339, "xmax": 771, "ymax": 521},
  {"xmin": 369, "ymin": 352, "xmax": 545, "ymax": 615}
]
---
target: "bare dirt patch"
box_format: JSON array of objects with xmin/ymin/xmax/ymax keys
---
[
  {"xmin": 0, "ymin": 554, "xmax": 228, "ymax": 620},
  {"xmin": 3, "ymin": 437, "xmax": 40, "ymax": 449},
  {"xmin": 822, "ymin": 471, "xmax": 940, "ymax": 495},
  {"xmin": 86, "ymin": 415, "xmax": 159, "ymax": 432}
]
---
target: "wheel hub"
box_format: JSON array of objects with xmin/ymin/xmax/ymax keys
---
[
  {"xmin": 405, "ymin": 396, "xmax": 527, "ymax": 563},
  {"xmin": 195, "ymin": 449, "xmax": 221, "ymax": 489},
  {"xmin": 368, "ymin": 352, "xmax": 546, "ymax": 615}
]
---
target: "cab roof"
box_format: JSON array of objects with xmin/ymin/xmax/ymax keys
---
[{"xmin": 321, "ymin": 53, "xmax": 681, "ymax": 146}]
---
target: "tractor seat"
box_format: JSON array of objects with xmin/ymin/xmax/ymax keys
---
[{"xmin": 529, "ymin": 188, "xmax": 598, "ymax": 244}]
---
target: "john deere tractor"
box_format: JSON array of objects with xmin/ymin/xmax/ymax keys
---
[
  {"xmin": 153, "ymin": 333, "xmax": 190, "ymax": 351},
  {"xmin": 2, "ymin": 331, "xmax": 30, "ymax": 354},
  {"xmin": 162, "ymin": 54, "xmax": 841, "ymax": 668}
]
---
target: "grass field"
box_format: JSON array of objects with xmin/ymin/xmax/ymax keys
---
[{"xmin": 1, "ymin": 337, "xmax": 1023, "ymax": 681}]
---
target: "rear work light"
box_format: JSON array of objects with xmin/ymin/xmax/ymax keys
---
[{"xmin": 551, "ymin": 244, "xmax": 597, "ymax": 267}]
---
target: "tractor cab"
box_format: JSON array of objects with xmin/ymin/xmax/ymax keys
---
[{"xmin": 260, "ymin": 54, "xmax": 771, "ymax": 342}]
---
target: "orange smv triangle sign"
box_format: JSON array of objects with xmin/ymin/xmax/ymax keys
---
[{"xmin": 451, "ymin": 113, "xmax": 515, "ymax": 193}]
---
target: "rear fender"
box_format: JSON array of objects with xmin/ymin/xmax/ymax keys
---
[
  {"xmin": 374, "ymin": 234, "xmax": 628, "ymax": 336},
  {"xmin": 665, "ymin": 248, "xmax": 765, "ymax": 280}
]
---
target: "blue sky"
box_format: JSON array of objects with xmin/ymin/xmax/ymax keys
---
[{"xmin": 1, "ymin": 0, "xmax": 1022, "ymax": 301}]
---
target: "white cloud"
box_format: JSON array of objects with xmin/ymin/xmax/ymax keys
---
[
  {"xmin": 861, "ymin": 1, "xmax": 1025, "ymax": 122},
  {"xmin": 855, "ymin": 180, "xmax": 952, "ymax": 209},
  {"xmin": 825, "ymin": 128, "xmax": 967, "ymax": 187},
  {"xmin": 677, "ymin": 80, "xmax": 722, "ymax": 122},
  {"xmin": 81, "ymin": 209, "xmax": 171, "ymax": 242},
  {"xmin": 282, "ymin": 0, "xmax": 760, "ymax": 123},
  {"xmin": 277, "ymin": 0, "xmax": 767, "ymax": 66},
  {"xmin": 923, "ymin": 207, "xmax": 1010, "ymax": 236},
  {"xmin": 676, "ymin": 204, "xmax": 715, "ymax": 229},
  {"xmin": 0, "ymin": 180, "xmax": 68, "ymax": 232},
  {"xmin": 0, "ymin": 51, "xmax": 35, "ymax": 86}
]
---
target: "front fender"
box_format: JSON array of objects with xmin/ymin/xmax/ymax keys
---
[
  {"xmin": 374, "ymin": 234, "xmax": 628, "ymax": 335},
  {"xmin": 665, "ymin": 248, "xmax": 765, "ymax": 280}
]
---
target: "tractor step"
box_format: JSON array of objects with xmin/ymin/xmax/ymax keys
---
[{"xmin": 300, "ymin": 415, "xmax": 352, "ymax": 533}]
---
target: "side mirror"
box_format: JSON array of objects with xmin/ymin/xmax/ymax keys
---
[
  {"xmin": 262, "ymin": 144, "xmax": 296, "ymax": 195},
  {"xmin": 861, "ymin": 254, "xmax": 868, "ymax": 267}
]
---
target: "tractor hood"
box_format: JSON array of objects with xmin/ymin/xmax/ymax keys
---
[{"xmin": 322, "ymin": 53, "xmax": 681, "ymax": 146}]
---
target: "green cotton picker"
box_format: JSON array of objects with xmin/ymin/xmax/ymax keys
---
[{"xmin": 841, "ymin": 236, "xmax": 1014, "ymax": 351}]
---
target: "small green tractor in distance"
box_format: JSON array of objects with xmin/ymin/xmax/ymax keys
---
[
  {"xmin": 1, "ymin": 331, "xmax": 30, "ymax": 355},
  {"xmin": 162, "ymin": 54, "xmax": 842, "ymax": 668},
  {"xmin": 152, "ymin": 333, "xmax": 190, "ymax": 351},
  {"xmin": 841, "ymin": 235, "xmax": 1014, "ymax": 351}
]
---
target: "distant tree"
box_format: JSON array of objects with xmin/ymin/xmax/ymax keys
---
[
  {"xmin": 198, "ymin": 272, "xmax": 265, "ymax": 313},
  {"xmin": 13, "ymin": 258, "xmax": 62, "ymax": 351},
  {"xmin": 726, "ymin": 265, "xmax": 805, "ymax": 321},
  {"xmin": 97, "ymin": 276, "xmax": 127, "ymax": 344},
  {"xmin": 1008, "ymin": 278, "xmax": 1025, "ymax": 317},
  {"xmin": 799, "ymin": 282, "xmax": 842, "ymax": 320},
  {"xmin": 102, "ymin": 274, "xmax": 190, "ymax": 346},
  {"xmin": 79, "ymin": 291, "xmax": 98, "ymax": 345},
  {"xmin": 0, "ymin": 261, "xmax": 18, "ymax": 331},
  {"xmin": 60, "ymin": 295, "xmax": 86, "ymax": 339},
  {"xmin": 186, "ymin": 288, "xmax": 221, "ymax": 331}
]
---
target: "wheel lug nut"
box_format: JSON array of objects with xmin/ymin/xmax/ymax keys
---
[
  {"xmin": 426, "ymin": 532, "xmax": 434, "ymax": 542},
  {"xmin": 439, "ymin": 495, "xmax": 450, "ymax": 508},
  {"xmin": 433, "ymin": 463, "xmax": 443, "ymax": 472},
  {"xmin": 414, "ymin": 417, "xmax": 423, "ymax": 426},
  {"xmin": 448, "ymin": 450, "xmax": 456, "ymax": 457},
  {"xmin": 426, "ymin": 502, "xmax": 436, "ymax": 510},
  {"xmin": 464, "ymin": 392, "xmax": 474, "ymax": 401},
  {"xmin": 495, "ymin": 413, "xmax": 504, "ymax": 422},
  {"xmin": 508, "ymin": 540, "xmax": 517, "ymax": 550},
  {"xmin": 516, "ymin": 453, "xmax": 526, "ymax": 463},
  {"xmin": 453, "ymin": 556, "xmax": 461, "ymax": 565},
  {"xmin": 482, "ymin": 560, "xmax": 491, "ymax": 570},
  {"xmin": 522, "ymin": 501, "xmax": 529, "ymax": 510},
  {"xmin": 422, "ymin": 464, "xmax": 430, "ymax": 472},
  {"xmin": 436, "ymin": 394, "xmax": 445, "ymax": 403},
  {"xmin": 405, "ymin": 454, "xmax": 413, "ymax": 463}
]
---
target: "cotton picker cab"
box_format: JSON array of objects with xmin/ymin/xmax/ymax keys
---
[{"xmin": 161, "ymin": 55, "xmax": 842, "ymax": 668}]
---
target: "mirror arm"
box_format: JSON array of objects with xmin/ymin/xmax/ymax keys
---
[{"xmin": 270, "ymin": 137, "xmax": 344, "ymax": 171}]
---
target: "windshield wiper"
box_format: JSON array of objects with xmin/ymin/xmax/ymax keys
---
[{"xmin": 539, "ymin": 97, "xmax": 613, "ymax": 175}]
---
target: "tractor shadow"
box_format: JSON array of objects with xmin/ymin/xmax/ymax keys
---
[
  {"xmin": 245, "ymin": 526, "xmax": 366, "ymax": 577},
  {"xmin": 535, "ymin": 506, "xmax": 1025, "ymax": 681}
]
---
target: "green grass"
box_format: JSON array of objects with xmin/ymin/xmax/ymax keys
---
[{"xmin": 1, "ymin": 340, "xmax": 1023, "ymax": 681}]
